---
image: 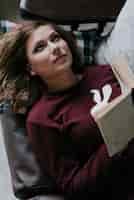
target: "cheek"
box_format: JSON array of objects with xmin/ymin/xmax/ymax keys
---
[
  {"xmin": 31, "ymin": 53, "xmax": 50, "ymax": 67},
  {"xmin": 31, "ymin": 55, "xmax": 55, "ymax": 78},
  {"xmin": 67, "ymin": 48, "xmax": 73, "ymax": 64},
  {"xmin": 63, "ymin": 43, "xmax": 73, "ymax": 62}
]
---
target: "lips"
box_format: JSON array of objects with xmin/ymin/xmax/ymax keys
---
[{"xmin": 54, "ymin": 55, "xmax": 66, "ymax": 64}]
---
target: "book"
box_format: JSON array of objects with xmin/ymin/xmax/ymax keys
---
[
  {"xmin": 93, "ymin": 89, "xmax": 134, "ymax": 156},
  {"xmin": 92, "ymin": 57, "xmax": 134, "ymax": 157}
]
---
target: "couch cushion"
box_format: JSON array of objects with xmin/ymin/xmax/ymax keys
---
[{"xmin": 20, "ymin": 0, "xmax": 125, "ymax": 23}]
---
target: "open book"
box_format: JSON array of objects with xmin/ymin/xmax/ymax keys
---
[{"xmin": 93, "ymin": 57, "xmax": 134, "ymax": 157}]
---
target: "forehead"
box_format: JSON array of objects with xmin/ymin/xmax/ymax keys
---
[{"xmin": 31, "ymin": 24, "xmax": 55, "ymax": 39}]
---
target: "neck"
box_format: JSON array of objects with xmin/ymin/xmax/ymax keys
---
[{"xmin": 44, "ymin": 69, "xmax": 82, "ymax": 93}]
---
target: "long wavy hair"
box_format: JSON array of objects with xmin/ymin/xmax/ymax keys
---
[{"xmin": 0, "ymin": 21, "xmax": 83, "ymax": 114}]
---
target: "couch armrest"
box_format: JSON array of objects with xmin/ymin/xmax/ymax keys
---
[{"xmin": 0, "ymin": 112, "xmax": 63, "ymax": 199}]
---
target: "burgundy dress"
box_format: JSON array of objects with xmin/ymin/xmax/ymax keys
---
[{"xmin": 27, "ymin": 65, "xmax": 134, "ymax": 199}]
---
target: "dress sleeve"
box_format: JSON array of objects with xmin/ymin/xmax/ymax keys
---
[{"xmin": 27, "ymin": 122, "xmax": 134, "ymax": 197}]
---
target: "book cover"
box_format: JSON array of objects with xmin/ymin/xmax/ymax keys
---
[
  {"xmin": 91, "ymin": 57, "xmax": 134, "ymax": 157},
  {"xmin": 94, "ymin": 89, "xmax": 134, "ymax": 157}
]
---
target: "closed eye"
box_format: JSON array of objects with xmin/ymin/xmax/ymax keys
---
[{"xmin": 50, "ymin": 33, "xmax": 61, "ymax": 43}]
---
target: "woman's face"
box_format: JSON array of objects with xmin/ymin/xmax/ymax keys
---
[{"xmin": 26, "ymin": 24, "xmax": 73, "ymax": 80}]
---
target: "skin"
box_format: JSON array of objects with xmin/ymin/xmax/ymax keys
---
[{"xmin": 26, "ymin": 24, "xmax": 80, "ymax": 92}]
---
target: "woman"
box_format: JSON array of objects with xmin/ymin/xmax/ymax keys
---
[{"xmin": 0, "ymin": 21, "xmax": 134, "ymax": 200}]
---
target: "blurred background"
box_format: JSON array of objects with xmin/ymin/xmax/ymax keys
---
[
  {"xmin": 0, "ymin": 2, "xmax": 20, "ymax": 199},
  {"xmin": 0, "ymin": 118, "xmax": 16, "ymax": 199},
  {"xmin": 0, "ymin": 0, "xmax": 20, "ymax": 21}
]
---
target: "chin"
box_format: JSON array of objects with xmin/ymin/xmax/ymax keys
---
[{"xmin": 57, "ymin": 64, "xmax": 71, "ymax": 72}]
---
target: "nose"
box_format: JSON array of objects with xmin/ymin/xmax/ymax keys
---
[{"xmin": 48, "ymin": 41, "xmax": 60, "ymax": 55}]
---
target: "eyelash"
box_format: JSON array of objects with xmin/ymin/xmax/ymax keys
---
[
  {"xmin": 33, "ymin": 34, "xmax": 61, "ymax": 53},
  {"xmin": 51, "ymin": 34, "xmax": 60, "ymax": 42},
  {"xmin": 33, "ymin": 42, "xmax": 46, "ymax": 53}
]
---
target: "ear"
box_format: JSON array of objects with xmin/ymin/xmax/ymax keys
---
[
  {"xmin": 27, "ymin": 64, "xmax": 36, "ymax": 76},
  {"xmin": 30, "ymin": 69, "xmax": 36, "ymax": 76}
]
